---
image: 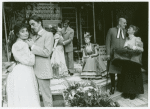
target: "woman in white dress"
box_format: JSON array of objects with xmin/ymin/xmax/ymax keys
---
[
  {"xmin": 6, "ymin": 23, "xmax": 40, "ymax": 107},
  {"xmin": 50, "ymin": 24, "xmax": 68, "ymax": 78}
]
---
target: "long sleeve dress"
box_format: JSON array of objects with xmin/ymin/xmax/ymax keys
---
[
  {"xmin": 6, "ymin": 38, "xmax": 40, "ymax": 107},
  {"xmin": 51, "ymin": 33, "xmax": 68, "ymax": 78},
  {"xmin": 118, "ymin": 35, "xmax": 144, "ymax": 94}
]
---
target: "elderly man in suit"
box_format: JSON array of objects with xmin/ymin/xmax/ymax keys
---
[
  {"xmin": 26, "ymin": 15, "xmax": 54, "ymax": 107},
  {"xmin": 106, "ymin": 18, "xmax": 127, "ymax": 94},
  {"xmin": 58, "ymin": 20, "xmax": 74, "ymax": 75}
]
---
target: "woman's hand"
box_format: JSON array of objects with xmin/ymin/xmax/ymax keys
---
[
  {"xmin": 127, "ymin": 44, "xmax": 133, "ymax": 50},
  {"xmin": 25, "ymin": 39, "xmax": 34, "ymax": 47},
  {"xmin": 124, "ymin": 44, "xmax": 133, "ymax": 50},
  {"xmin": 89, "ymin": 55, "xmax": 92, "ymax": 58},
  {"xmin": 83, "ymin": 56, "xmax": 89, "ymax": 59}
]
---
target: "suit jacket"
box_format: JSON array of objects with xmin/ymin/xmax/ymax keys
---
[
  {"xmin": 61, "ymin": 26, "xmax": 74, "ymax": 52},
  {"xmin": 106, "ymin": 27, "xmax": 126, "ymax": 74},
  {"xmin": 106, "ymin": 27, "xmax": 127, "ymax": 57},
  {"xmin": 31, "ymin": 29, "xmax": 54, "ymax": 79}
]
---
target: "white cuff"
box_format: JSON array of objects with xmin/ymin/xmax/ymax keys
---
[
  {"xmin": 63, "ymin": 42, "xmax": 65, "ymax": 45},
  {"xmin": 31, "ymin": 45, "xmax": 35, "ymax": 50}
]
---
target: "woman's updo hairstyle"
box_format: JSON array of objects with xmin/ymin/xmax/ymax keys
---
[
  {"xmin": 9, "ymin": 23, "xmax": 28, "ymax": 48},
  {"xmin": 9, "ymin": 23, "xmax": 29, "ymax": 61},
  {"xmin": 14, "ymin": 23, "xmax": 28, "ymax": 36},
  {"xmin": 49, "ymin": 25, "xmax": 57, "ymax": 35},
  {"xmin": 84, "ymin": 32, "xmax": 92, "ymax": 40},
  {"xmin": 129, "ymin": 25, "xmax": 139, "ymax": 35}
]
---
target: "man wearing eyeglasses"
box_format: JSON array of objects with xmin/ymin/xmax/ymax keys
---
[{"xmin": 58, "ymin": 20, "xmax": 74, "ymax": 75}]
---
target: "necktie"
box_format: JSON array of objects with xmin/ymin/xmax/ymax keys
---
[
  {"xmin": 117, "ymin": 28, "xmax": 124, "ymax": 39},
  {"xmin": 121, "ymin": 29, "xmax": 124, "ymax": 39}
]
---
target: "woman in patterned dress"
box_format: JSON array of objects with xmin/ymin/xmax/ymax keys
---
[{"xmin": 81, "ymin": 32, "xmax": 106, "ymax": 78}]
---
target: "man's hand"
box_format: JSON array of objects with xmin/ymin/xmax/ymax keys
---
[
  {"xmin": 25, "ymin": 40, "xmax": 34, "ymax": 47},
  {"xmin": 106, "ymin": 55, "xmax": 110, "ymax": 60}
]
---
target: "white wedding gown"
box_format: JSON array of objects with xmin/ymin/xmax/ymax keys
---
[
  {"xmin": 51, "ymin": 34, "xmax": 68, "ymax": 77},
  {"xmin": 6, "ymin": 38, "xmax": 40, "ymax": 107}
]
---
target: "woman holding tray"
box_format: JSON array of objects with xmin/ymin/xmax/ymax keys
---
[{"xmin": 119, "ymin": 25, "xmax": 144, "ymax": 100}]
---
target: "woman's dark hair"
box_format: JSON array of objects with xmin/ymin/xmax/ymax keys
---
[
  {"xmin": 49, "ymin": 25, "xmax": 57, "ymax": 35},
  {"xmin": 22, "ymin": 18, "xmax": 30, "ymax": 30},
  {"xmin": 58, "ymin": 23, "xmax": 62, "ymax": 28},
  {"xmin": 45, "ymin": 27, "xmax": 50, "ymax": 32},
  {"xmin": 129, "ymin": 25, "xmax": 139, "ymax": 35},
  {"xmin": 22, "ymin": 18, "xmax": 29, "ymax": 24},
  {"xmin": 9, "ymin": 23, "xmax": 29, "ymax": 61},
  {"xmin": 29, "ymin": 15, "xmax": 43, "ymax": 27}
]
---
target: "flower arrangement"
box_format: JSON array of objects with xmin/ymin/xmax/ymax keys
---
[{"xmin": 63, "ymin": 80, "xmax": 120, "ymax": 107}]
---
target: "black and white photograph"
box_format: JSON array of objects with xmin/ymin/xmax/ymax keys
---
[{"xmin": 1, "ymin": 0, "xmax": 149, "ymax": 107}]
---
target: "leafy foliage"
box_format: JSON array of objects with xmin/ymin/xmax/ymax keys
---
[
  {"xmin": 63, "ymin": 81, "xmax": 120, "ymax": 107},
  {"xmin": 4, "ymin": 2, "xmax": 37, "ymax": 16}
]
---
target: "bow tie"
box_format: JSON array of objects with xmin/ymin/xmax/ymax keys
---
[{"xmin": 117, "ymin": 28, "xmax": 124, "ymax": 39}]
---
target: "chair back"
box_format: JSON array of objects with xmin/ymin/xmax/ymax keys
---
[{"xmin": 99, "ymin": 45, "xmax": 107, "ymax": 61}]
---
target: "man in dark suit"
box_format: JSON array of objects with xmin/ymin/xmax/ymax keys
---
[
  {"xmin": 58, "ymin": 20, "xmax": 74, "ymax": 75},
  {"xmin": 106, "ymin": 18, "xmax": 127, "ymax": 94}
]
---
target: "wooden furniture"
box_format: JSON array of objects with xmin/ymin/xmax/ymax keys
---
[
  {"xmin": 99, "ymin": 45, "xmax": 107, "ymax": 65},
  {"xmin": 74, "ymin": 50, "xmax": 82, "ymax": 64}
]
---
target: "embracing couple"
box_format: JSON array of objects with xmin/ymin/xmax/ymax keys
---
[
  {"xmin": 6, "ymin": 15, "xmax": 54, "ymax": 107},
  {"xmin": 106, "ymin": 18, "xmax": 144, "ymax": 100}
]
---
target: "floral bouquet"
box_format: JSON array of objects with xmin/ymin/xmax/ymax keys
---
[{"xmin": 63, "ymin": 80, "xmax": 120, "ymax": 107}]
